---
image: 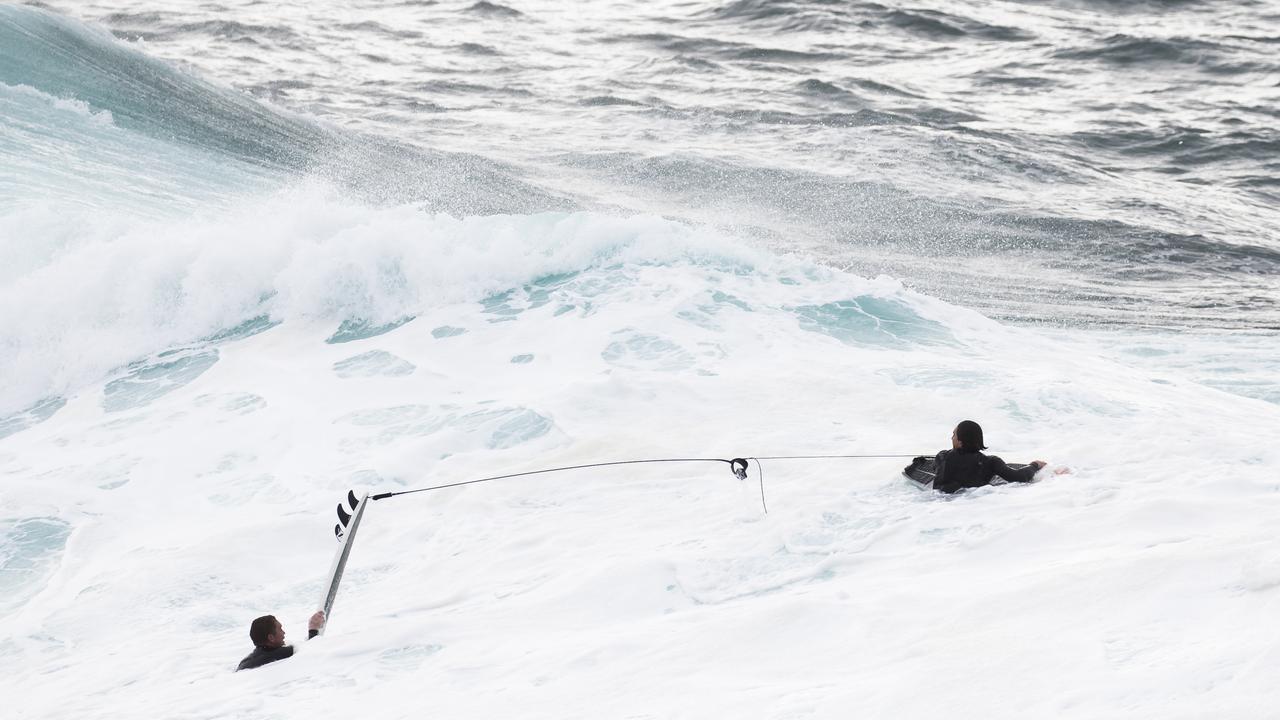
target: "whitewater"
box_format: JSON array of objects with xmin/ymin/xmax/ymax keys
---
[{"xmin": 2, "ymin": 1, "xmax": 1279, "ymax": 718}]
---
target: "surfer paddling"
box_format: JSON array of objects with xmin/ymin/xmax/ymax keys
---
[
  {"xmin": 906, "ymin": 420, "xmax": 1069, "ymax": 493},
  {"xmin": 236, "ymin": 610, "xmax": 325, "ymax": 671}
]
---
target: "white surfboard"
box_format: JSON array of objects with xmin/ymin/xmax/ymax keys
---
[{"xmin": 317, "ymin": 489, "xmax": 369, "ymax": 636}]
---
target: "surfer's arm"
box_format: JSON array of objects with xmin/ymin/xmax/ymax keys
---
[{"xmin": 991, "ymin": 456, "xmax": 1039, "ymax": 483}]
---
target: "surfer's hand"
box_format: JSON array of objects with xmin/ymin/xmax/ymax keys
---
[
  {"xmin": 1053, "ymin": 466, "xmax": 1072, "ymax": 476},
  {"xmin": 308, "ymin": 611, "xmax": 325, "ymax": 631}
]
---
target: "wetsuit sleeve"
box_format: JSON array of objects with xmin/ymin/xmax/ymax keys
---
[
  {"xmin": 990, "ymin": 456, "xmax": 1038, "ymax": 484},
  {"xmin": 308, "ymin": 629, "xmax": 319, "ymax": 640}
]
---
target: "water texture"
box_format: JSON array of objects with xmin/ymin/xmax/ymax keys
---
[
  {"xmin": 1, "ymin": 7, "xmax": 1279, "ymax": 716},
  {"xmin": 4, "ymin": 0, "xmax": 1277, "ymax": 327}
]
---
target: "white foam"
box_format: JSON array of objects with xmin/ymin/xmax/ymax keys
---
[
  {"xmin": 2, "ymin": 205, "xmax": 1278, "ymax": 717},
  {"xmin": 0, "ymin": 82, "xmax": 116, "ymax": 126},
  {"xmin": 0, "ymin": 185, "xmax": 778, "ymax": 414}
]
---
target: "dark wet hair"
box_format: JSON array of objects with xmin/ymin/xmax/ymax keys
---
[
  {"xmin": 955, "ymin": 420, "xmax": 987, "ymax": 451},
  {"xmin": 249, "ymin": 615, "xmax": 279, "ymax": 647}
]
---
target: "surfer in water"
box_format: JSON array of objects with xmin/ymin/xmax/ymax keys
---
[
  {"xmin": 236, "ymin": 610, "xmax": 325, "ymax": 671},
  {"xmin": 914, "ymin": 420, "xmax": 1066, "ymax": 494}
]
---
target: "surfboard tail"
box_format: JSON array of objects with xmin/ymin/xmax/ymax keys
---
[{"xmin": 318, "ymin": 490, "xmax": 369, "ymax": 635}]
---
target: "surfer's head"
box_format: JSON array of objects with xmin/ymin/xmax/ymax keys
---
[
  {"xmin": 952, "ymin": 420, "xmax": 987, "ymax": 452},
  {"xmin": 249, "ymin": 615, "xmax": 285, "ymax": 648}
]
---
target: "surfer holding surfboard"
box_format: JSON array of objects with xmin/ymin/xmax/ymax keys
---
[{"xmin": 235, "ymin": 611, "xmax": 326, "ymax": 671}]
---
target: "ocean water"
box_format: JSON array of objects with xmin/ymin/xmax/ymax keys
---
[{"xmin": 1, "ymin": 2, "xmax": 1278, "ymax": 718}]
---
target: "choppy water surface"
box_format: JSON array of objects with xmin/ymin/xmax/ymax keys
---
[
  {"xmin": 5, "ymin": 6, "xmax": 1280, "ymax": 718},
  {"xmin": 12, "ymin": 0, "xmax": 1280, "ymax": 328}
]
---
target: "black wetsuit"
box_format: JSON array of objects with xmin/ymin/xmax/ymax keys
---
[
  {"xmin": 236, "ymin": 629, "xmax": 319, "ymax": 671},
  {"xmin": 932, "ymin": 448, "xmax": 1038, "ymax": 494}
]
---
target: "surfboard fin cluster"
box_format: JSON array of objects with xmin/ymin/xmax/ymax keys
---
[{"xmin": 334, "ymin": 489, "xmax": 360, "ymax": 541}]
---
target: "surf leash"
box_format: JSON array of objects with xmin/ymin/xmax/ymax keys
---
[
  {"xmin": 368, "ymin": 453, "xmax": 922, "ymax": 515},
  {"xmin": 320, "ymin": 453, "xmax": 921, "ymax": 627},
  {"xmin": 372, "ymin": 457, "xmax": 750, "ymax": 500}
]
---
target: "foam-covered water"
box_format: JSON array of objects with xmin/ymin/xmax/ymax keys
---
[{"xmin": 2, "ymin": 2, "xmax": 1279, "ymax": 718}]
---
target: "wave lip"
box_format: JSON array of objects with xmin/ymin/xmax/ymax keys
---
[
  {"xmin": 0, "ymin": 5, "xmax": 326, "ymax": 169},
  {"xmin": 0, "ymin": 5, "xmax": 567, "ymax": 215}
]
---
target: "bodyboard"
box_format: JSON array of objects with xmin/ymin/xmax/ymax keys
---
[{"xmin": 903, "ymin": 456, "xmax": 938, "ymax": 487}]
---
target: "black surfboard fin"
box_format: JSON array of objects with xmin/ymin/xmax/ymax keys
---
[{"xmin": 337, "ymin": 503, "xmax": 351, "ymax": 526}]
